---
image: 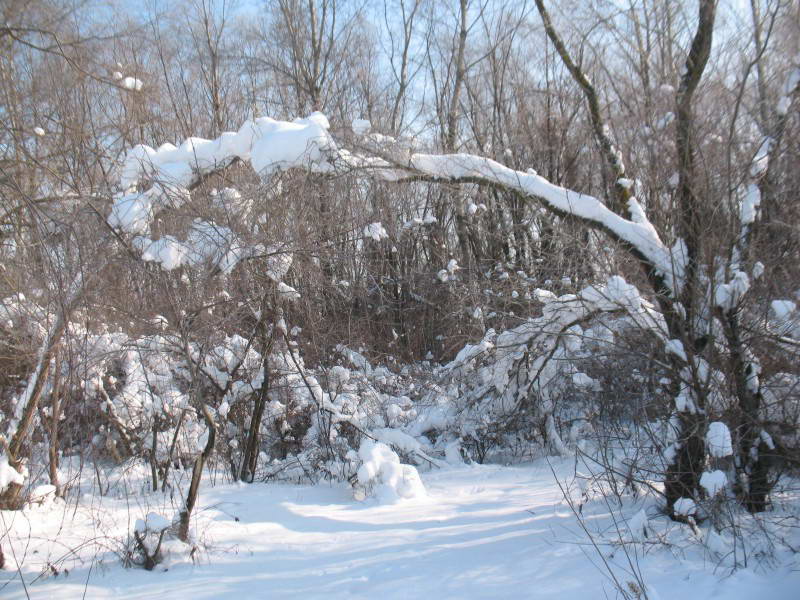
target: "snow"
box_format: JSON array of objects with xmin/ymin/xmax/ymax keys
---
[
  {"xmin": 121, "ymin": 76, "xmax": 143, "ymax": 91},
  {"xmin": 277, "ymin": 282, "xmax": 300, "ymax": 301},
  {"xmin": 700, "ymin": 470, "xmax": 727, "ymax": 496},
  {"xmin": 715, "ymin": 271, "xmax": 750, "ymax": 311},
  {"xmin": 627, "ymin": 508, "xmax": 649, "ymax": 542},
  {"xmin": 251, "ymin": 113, "xmax": 333, "ymax": 175},
  {"xmin": 135, "ymin": 512, "xmax": 172, "ymax": 533},
  {"xmin": 112, "ymin": 113, "xmax": 336, "ymax": 238},
  {"xmin": 356, "ymin": 439, "xmax": 426, "ymax": 502},
  {"xmin": 146, "ymin": 512, "xmax": 172, "ymax": 531},
  {"xmin": 364, "ymin": 222, "xmax": 388, "ymax": 241},
  {"xmin": 777, "ymin": 64, "xmax": 800, "ymax": 116},
  {"xmin": 673, "ymin": 497, "xmax": 697, "ymax": 517},
  {"xmin": 771, "ymin": 299, "xmax": 796, "ymax": 321},
  {"xmin": 338, "ymin": 346, "xmax": 373, "ymax": 375},
  {"xmin": 329, "ymin": 365, "xmax": 350, "ymax": 386},
  {"xmin": 265, "ymin": 246, "xmax": 293, "ymax": 282},
  {"xmin": 113, "ymin": 112, "xmax": 687, "ymax": 295},
  {"xmin": 405, "ymin": 154, "xmax": 673, "ymax": 290},
  {"xmin": 706, "ymin": 421, "xmax": 733, "ymax": 457},
  {"xmin": 655, "ymin": 112, "xmax": 675, "ymax": 130},
  {"xmin": 447, "ymin": 329, "xmax": 494, "ymax": 370},
  {"xmin": 447, "ymin": 258, "xmax": 459, "ymax": 273},
  {"xmin": 108, "ymin": 190, "xmax": 156, "ymax": 235},
  {"xmin": 0, "ymin": 454, "xmax": 24, "ymax": 493},
  {"xmin": 749, "ymin": 138, "xmax": 772, "ymax": 178},
  {"xmin": 4, "ymin": 459, "xmax": 796, "ymax": 600},
  {"xmin": 444, "ymin": 441, "xmax": 464, "ymax": 464},
  {"xmin": 740, "ymin": 183, "xmax": 761, "ymax": 225},
  {"xmin": 760, "ymin": 429, "xmax": 776, "ymax": 450},
  {"xmin": 665, "ymin": 338, "xmax": 688, "ymax": 362},
  {"xmin": 571, "ymin": 372, "xmax": 597, "ymax": 389},
  {"xmin": 134, "ymin": 235, "xmax": 187, "ymax": 270},
  {"xmin": 127, "ymin": 220, "xmax": 257, "ymax": 274}
]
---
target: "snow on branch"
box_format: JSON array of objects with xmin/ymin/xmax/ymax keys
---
[
  {"xmin": 110, "ymin": 113, "xmax": 683, "ymax": 294},
  {"xmin": 389, "ymin": 153, "xmax": 677, "ymax": 292}
]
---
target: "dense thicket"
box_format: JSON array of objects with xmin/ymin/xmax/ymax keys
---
[{"xmin": 1, "ymin": 0, "xmax": 799, "ymax": 536}]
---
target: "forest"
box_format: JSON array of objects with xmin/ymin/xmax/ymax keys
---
[{"xmin": 1, "ymin": 0, "xmax": 799, "ymax": 598}]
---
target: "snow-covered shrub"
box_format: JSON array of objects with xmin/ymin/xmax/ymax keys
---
[
  {"xmin": 256, "ymin": 346, "xmax": 425, "ymax": 484},
  {"xmin": 352, "ymin": 439, "xmax": 426, "ymax": 502},
  {"xmin": 128, "ymin": 512, "xmax": 191, "ymax": 571},
  {"xmin": 405, "ymin": 277, "xmax": 662, "ymax": 463}
]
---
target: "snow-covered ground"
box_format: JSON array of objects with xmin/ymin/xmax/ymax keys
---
[{"xmin": 2, "ymin": 458, "xmax": 798, "ymax": 599}]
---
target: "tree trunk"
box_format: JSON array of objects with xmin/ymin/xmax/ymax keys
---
[{"xmin": 179, "ymin": 405, "xmax": 216, "ymax": 543}]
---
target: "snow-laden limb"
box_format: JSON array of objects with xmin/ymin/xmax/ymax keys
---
[
  {"xmin": 112, "ymin": 112, "xmax": 682, "ymax": 294},
  {"xmin": 398, "ymin": 153, "xmax": 675, "ymax": 290},
  {"xmin": 118, "ymin": 112, "xmax": 334, "ymax": 193},
  {"xmin": 110, "ymin": 113, "xmax": 335, "ymax": 279},
  {"xmin": 426, "ymin": 276, "xmax": 665, "ymax": 457},
  {"xmin": 776, "ymin": 54, "xmax": 800, "ymax": 116}
]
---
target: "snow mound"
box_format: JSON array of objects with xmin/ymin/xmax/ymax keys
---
[
  {"xmin": 0, "ymin": 454, "xmax": 24, "ymax": 493},
  {"xmin": 356, "ymin": 439, "xmax": 426, "ymax": 502},
  {"xmin": 135, "ymin": 512, "xmax": 172, "ymax": 533}
]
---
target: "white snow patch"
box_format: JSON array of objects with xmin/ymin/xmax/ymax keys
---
[
  {"xmin": 771, "ymin": 299, "xmax": 796, "ymax": 321},
  {"xmin": 665, "ymin": 339, "xmax": 688, "ymax": 362},
  {"xmin": 700, "ymin": 470, "xmax": 727, "ymax": 496},
  {"xmin": 707, "ymin": 422, "xmax": 733, "ymax": 458},
  {"xmin": 627, "ymin": 508, "xmax": 649, "ymax": 542},
  {"xmin": 674, "ymin": 497, "xmax": 697, "ymax": 517},
  {"xmin": 0, "ymin": 455, "xmax": 24, "ymax": 493},
  {"xmin": 356, "ymin": 439, "xmax": 426, "ymax": 502},
  {"xmin": 121, "ymin": 76, "xmax": 143, "ymax": 91},
  {"xmin": 364, "ymin": 222, "xmax": 388, "ymax": 241},
  {"xmin": 278, "ymin": 282, "xmax": 300, "ymax": 301}
]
